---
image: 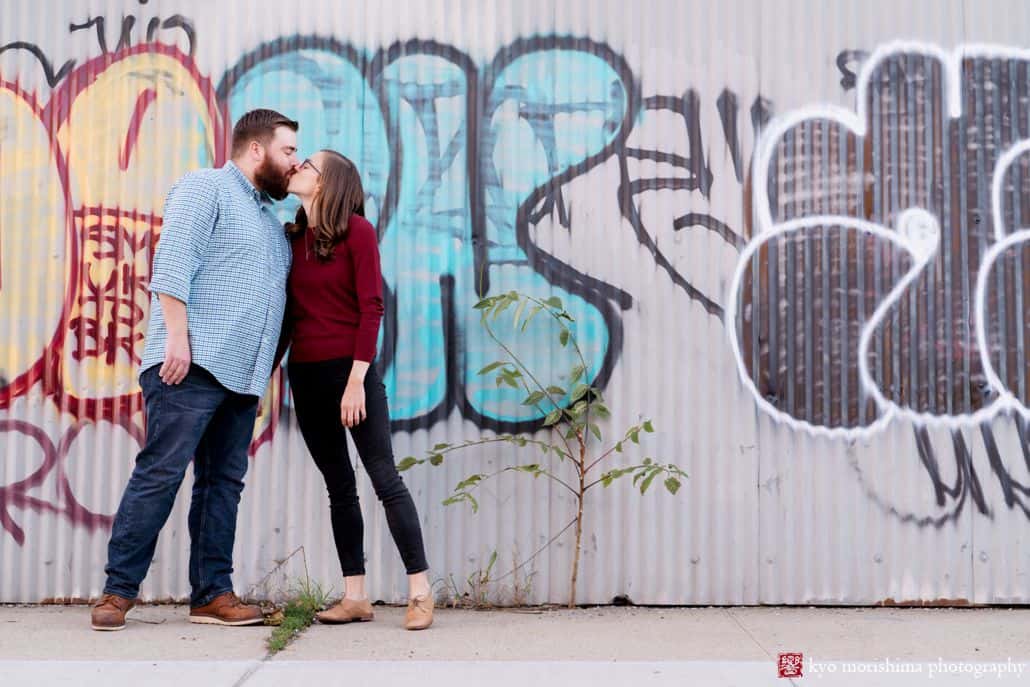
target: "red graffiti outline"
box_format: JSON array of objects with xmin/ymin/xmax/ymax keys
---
[
  {"xmin": 0, "ymin": 420, "xmax": 60, "ymax": 544},
  {"xmin": 0, "ymin": 79, "xmax": 77, "ymax": 411},
  {"xmin": 39, "ymin": 44, "xmax": 229, "ymax": 421}
]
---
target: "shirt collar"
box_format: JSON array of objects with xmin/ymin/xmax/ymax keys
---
[{"xmin": 224, "ymin": 161, "xmax": 274, "ymax": 204}]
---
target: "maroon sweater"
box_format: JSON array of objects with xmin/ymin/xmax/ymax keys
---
[{"xmin": 285, "ymin": 214, "xmax": 384, "ymax": 363}]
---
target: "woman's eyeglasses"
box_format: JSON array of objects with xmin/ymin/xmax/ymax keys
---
[{"xmin": 300, "ymin": 158, "xmax": 322, "ymax": 176}]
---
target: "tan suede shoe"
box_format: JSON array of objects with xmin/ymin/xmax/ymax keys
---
[
  {"xmin": 316, "ymin": 597, "xmax": 375, "ymax": 624},
  {"xmin": 189, "ymin": 592, "xmax": 264, "ymax": 626},
  {"xmin": 91, "ymin": 593, "xmax": 136, "ymax": 631},
  {"xmin": 404, "ymin": 594, "xmax": 434, "ymax": 631}
]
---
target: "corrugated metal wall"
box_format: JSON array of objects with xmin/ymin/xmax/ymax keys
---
[{"xmin": 1, "ymin": 0, "xmax": 1029, "ymax": 605}]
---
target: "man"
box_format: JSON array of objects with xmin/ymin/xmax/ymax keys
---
[{"xmin": 91, "ymin": 109, "xmax": 299, "ymax": 631}]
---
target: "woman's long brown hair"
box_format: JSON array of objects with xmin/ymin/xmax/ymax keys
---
[{"xmin": 286, "ymin": 150, "xmax": 365, "ymax": 260}]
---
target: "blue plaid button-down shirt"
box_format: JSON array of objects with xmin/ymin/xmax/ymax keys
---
[{"xmin": 141, "ymin": 161, "xmax": 291, "ymax": 397}]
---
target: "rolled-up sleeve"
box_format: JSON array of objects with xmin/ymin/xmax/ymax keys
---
[{"xmin": 149, "ymin": 172, "xmax": 219, "ymax": 303}]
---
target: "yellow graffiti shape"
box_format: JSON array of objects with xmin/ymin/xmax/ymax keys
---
[
  {"xmin": 0, "ymin": 87, "xmax": 69, "ymax": 393},
  {"xmin": 56, "ymin": 51, "xmax": 220, "ymax": 214}
]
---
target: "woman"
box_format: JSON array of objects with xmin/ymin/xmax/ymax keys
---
[{"xmin": 282, "ymin": 150, "xmax": 433, "ymax": 630}]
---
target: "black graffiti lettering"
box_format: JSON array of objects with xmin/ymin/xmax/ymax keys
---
[
  {"xmin": 983, "ymin": 417, "xmax": 1030, "ymax": 518},
  {"xmin": 68, "ymin": 12, "xmax": 195, "ymax": 60},
  {"xmin": 69, "ymin": 17, "xmax": 108, "ymax": 54},
  {"xmin": 159, "ymin": 15, "xmax": 197, "ymax": 57},
  {"xmin": 0, "ymin": 42, "xmax": 75, "ymax": 88},
  {"xmin": 116, "ymin": 16, "xmax": 137, "ymax": 52},
  {"xmin": 2, "ymin": 10, "xmax": 197, "ymax": 89},
  {"xmin": 639, "ymin": 92, "xmax": 713, "ymax": 197},
  {"xmin": 717, "ymin": 89, "xmax": 744, "ymax": 182},
  {"xmin": 750, "ymin": 95, "xmax": 773, "ymax": 137},
  {"xmin": 836, "ymin": 49, "xmax": 869, "ymax": 91},
  {"xmin": 673, "ymin": 213, "xmax": 745, "ymax": 250}
]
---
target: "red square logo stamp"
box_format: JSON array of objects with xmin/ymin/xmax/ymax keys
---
[{"xmin": 777, "ymin": 652, "xmax": 804, "ymax": 678}]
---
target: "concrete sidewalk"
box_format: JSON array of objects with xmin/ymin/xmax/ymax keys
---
[{"xmin": 0, "ymin": 604, "xmax": 1028, "ymax": 685}]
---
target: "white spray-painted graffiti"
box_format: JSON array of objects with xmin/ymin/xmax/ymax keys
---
[{"xmin": 734, "ymin": 42, "xmax": 1030, "ymax": 524}]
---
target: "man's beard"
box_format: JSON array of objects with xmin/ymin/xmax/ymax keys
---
[{"xmin": 254, "ymin": 158, "xmax": 291, "ymax": 200}]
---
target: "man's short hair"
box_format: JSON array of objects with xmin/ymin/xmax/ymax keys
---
[{"xmin": 230, "ymin": 109, "xmax": 299, "ymax": 158}]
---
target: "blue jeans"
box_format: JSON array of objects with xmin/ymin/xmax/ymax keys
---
[{"xmin": 103, "ymin": 364, "xmax": 258, "ymax": 606}]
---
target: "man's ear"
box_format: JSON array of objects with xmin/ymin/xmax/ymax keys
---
[{"xmin": 249, "ymin": 139, "xmax": 263, "ymax": 161}]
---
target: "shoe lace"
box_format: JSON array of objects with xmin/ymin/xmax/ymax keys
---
[{"xmin": 98, "ymin": 594, "xmax": 125, "ymax": 610}]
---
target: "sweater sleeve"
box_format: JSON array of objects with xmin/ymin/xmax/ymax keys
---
[{"xmin": 349, "ymin": 218, "xmax": 384, "ymax": 362}]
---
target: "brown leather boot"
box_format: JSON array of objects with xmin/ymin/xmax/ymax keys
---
[
  {"xmin": 315, "ymin": 597, "xmax": 375, "ymax": 624},
  {"xmin": 189, "ymin": 592, "xmax": 264, "ymax": 626},
  {"xmin": 91, "ymin": 593, "xmax": 136, "ymax": 631},
  {"xmin": 404, "ymin": 593, "xmax": 434, "ymax": 631}
]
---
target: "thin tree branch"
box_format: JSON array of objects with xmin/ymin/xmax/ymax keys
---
[{"xmin": 493, "ymin": 517, "xmax": 579, "ymax": 583}]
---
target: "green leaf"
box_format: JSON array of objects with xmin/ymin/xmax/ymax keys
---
[
  {"xmin": 396, "ymin": 457, "xmax": 420, "ymax": 471},
  {"xmin": 512, "ymin": 298, "xmax": 528, "ymax": 329},
  {"xmin": 615, "ymin": 441, "xmax": 623, "ymax": 453},
  {"xmin": 493, "ymin": 297, "xmax": 514, "ymax": 320},
  {"xmin": 429, "ymin": 454, "xmax": 444, "ymax": 466},
  {"xmin": 455, "ymin": 474, "xmax": 485, "ymax": 491},
  {"xmin": 502, "ymin": 375, "xmax": 519, "ymax": 389},
  {"xmin": 513, "ymin": 463, "xmax": 541, "ymax": 474},
  {"xmin": 643, "ymin": 420, "xmax": 655, "ymax": 433},
  {"xmin": 522, "ymin": 305, "xmax": 543, "ymax": 331},
  {"xmin": 630, "ymin": 430, "xmax": 640, "ymax": 444},
  {"xmin": 588, "ymin": 423, "xmax": 602, "ymax": 442},
  {"xmin": 473, "ymin": 297, "xmax": 493, "ymax": 310},
  {"xmin": 559, "ymin": 328, "xmax": 570, "ymax": 347},
  {"xmin": 442, "ymin": 492, "xmax": 479, "ymax": 513},
  {"xmin": 433, "ymin": 442, "xmax": 451, "ymax": 451},
  {"xmin": 547, "ymin": 385, "xmax": 566, "ymax": 396},
  {"xmin": 495, "ymin": 375, "xmax": 504, "ymax": 388},
  {"xmin": 544, "ymin": 409, "xmax": 562, "ymax": 426},
  {"xmin": 545, "ymin": 296, "xmax": 563, "ymax": 309},
  {"xmin": 639, "ymin": 469, "xmax": 659, "ymax": 494},
  {"xmin": 601, "ymin": 467, "xmax": 634, "ymax": 487},
  {"xmin": 593, "ymin": 403, "xmax": 611, "ymax": 419},
  {"xmin": 478, "ymin": 361, "xmax": 506, "ymax": 376},
  {"xmin": 570, "ymin": 384, "xmax": 590, "ymax": 403},
  {"xmin": 643, "ymin": 457, "xmax": 653, "ymax": 465},
  {"xmin": 522, "ymin": 391, "xmax": 546, "ymax": 406},
  {"xmin": 664, "ymin": 477, "xmax": 681, "ymax": 495},
  {"xmin": 569, "ymin": 364, "xmax": 586, "ymax": 384}
]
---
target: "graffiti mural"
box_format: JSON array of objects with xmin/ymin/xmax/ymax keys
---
[
  {"xmin": 0, "ymin": 6, "xmax": 760, "ymax": 547},
  {"xmin": 4, "ymin": 2, "xmax": 1030, "ymax": 606},
  {"xmin": 731, "ymin": 43, "xmax": 1030, "ymax": 524}
]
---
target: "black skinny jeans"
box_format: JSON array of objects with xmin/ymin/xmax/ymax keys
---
[{"xmin": 288, "ymin": 358, "xmax": 428, "ymax": 576}]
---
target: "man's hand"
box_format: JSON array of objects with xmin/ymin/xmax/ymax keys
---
[
  {"xmin": 340, "ymin": 380, "xmax": 367, "ymax": 428},
  {"xmin": 160, "ymin": 332, "xmax": 191, "ymax": 384},
  {"xmin": 157, "ymin": 293, "xmax": 191, "ymax": 384}
]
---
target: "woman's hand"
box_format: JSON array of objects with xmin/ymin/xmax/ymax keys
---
[{"xmin": 340, "ymin": 379, "xmax": 367, "ymax": 428}]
